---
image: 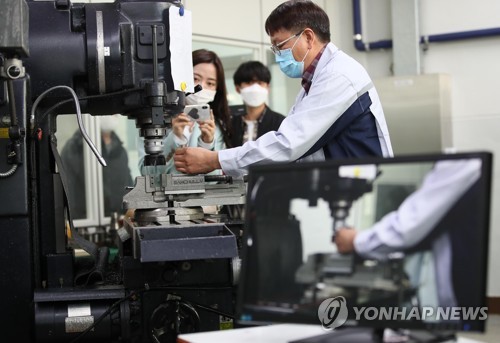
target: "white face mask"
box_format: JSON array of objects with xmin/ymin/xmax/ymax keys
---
[
  {"xmin": 240, "ymin": 83, "xmax": 269, "ymax": 107},
  {"xmin": 100, "ymin": 114, "xmax": 120, "ymax": 133},
  {"xmin": 185, "ymin": 88, "xmax": 217, "ymax": 105}
]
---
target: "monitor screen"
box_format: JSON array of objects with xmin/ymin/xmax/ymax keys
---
[{"xmin": 237, "ymin": 152, "xmax": 492, "ymax": 334}]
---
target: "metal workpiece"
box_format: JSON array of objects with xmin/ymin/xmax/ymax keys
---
[
  {"xmin": 179, "ymin": 181, "xmax": 246, "ymax": 207},
  {"xmin": 163, "ymin": 174, "xmax": 206, "ymax": 195},
  {"xmin": 123, "ymin": 175, "xmax": 166, "ymax": 209},
  {"xmin": 123, "ymin": 174, "xmax": 246, "ymax": 210}
]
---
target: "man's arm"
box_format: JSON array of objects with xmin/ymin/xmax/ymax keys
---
[
  {"xmin": 335, "ymin": 159, "xmax": 481, "ymax": 257},
  {"xmin": 350, "ymin": 159, "xmax": 481, "ymax": 260},
  {"xmin": 174, "ymin": 71, "xmax": 360, "ymax": 176}
]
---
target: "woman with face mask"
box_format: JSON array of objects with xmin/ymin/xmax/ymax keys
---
[
  {"xmin": 138, "ymin": 49, "xmax": 232, "ymax": 175},
  {"xmin": 231, "ymin": 61, "xmax": 285, "ymax": 147}
]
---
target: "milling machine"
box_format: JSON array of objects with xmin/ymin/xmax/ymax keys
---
[{"xmin": 0, "ymin": 0, "xmax": 244, "ymax": 342}]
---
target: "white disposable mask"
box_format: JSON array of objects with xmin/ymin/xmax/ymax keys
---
[
  {"xmin": 100, "ymin": 114, "xmax": 120, "ymax": 133},
  {"xmin": 185, "ymin": 88, "xmax": 217, "ymax": 105},
  {"xmin": 240, "ymin": 83, "xmax": 269, "ymax": 107}
]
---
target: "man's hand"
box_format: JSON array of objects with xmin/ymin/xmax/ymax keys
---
[
  {"xmin": 334, "ymin": 228, "xmax": 358, "ymax": 254},
  {"xmin": 174, "ymin": 147, "xmax": 221, "ymax": 174},
  {"xmin": 172, "ymin": 113, "xmax": 194, "ymax": 139}
]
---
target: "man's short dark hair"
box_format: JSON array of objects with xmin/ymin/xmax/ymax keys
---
[
  {"xmin": 233, "ymin": 61, "xmax": 271, "ymax": 86},
  {"xmin": 265, "ymin": 0, "xmax": 331, "ymax": 43}
]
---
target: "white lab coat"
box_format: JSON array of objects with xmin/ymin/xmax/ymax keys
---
[{"xmin": 218, "ymin": 43, "xmax": 393, "ymax": 178}]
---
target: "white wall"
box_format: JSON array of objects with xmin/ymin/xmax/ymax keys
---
[
  {"xmin": 185, "ymin": 0, "xmax": 325, "ymax": 45},
  {"xmin": 184, "ymin": 0, "xmax": 500, "ymax": 297}
]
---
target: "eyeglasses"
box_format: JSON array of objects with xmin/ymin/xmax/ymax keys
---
[{"xmin": 270, "ymin": 30, "xmax": 304, "ymax": 56}]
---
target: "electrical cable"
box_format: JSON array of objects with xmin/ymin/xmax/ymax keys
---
[
  {"xmin": 31, "ymin": 85, "xmax": 106, "ymax": 166},
  {"xmin": 0, "ymin": 164, "xmax": 17, "ymax": 178},
  {"xmin": 0, "ymin": 164, "xmax": 17, "ymax": 179},
  {"xmin": 33, "ymin": 87, "xmax": 143, "ymax": 131},
  {"xmin": 187, "ymin": 299, "xmax": 234, "ymax": 318}
]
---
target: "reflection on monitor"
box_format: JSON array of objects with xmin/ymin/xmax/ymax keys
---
[{"xmin": 237, "ymin": 152, "xmax": 492, "ymax": 334}]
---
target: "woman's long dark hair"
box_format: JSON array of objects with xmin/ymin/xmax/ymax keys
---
[{"xmin": 192, "ymin": 49, "xmax": 232, "ymax": 148}]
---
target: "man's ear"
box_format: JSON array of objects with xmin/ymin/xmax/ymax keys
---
[
  {"xmin": 304, "ymin": 28, "xmax": 315, "ymax": 49},
  {"xmin": 235, "ymin": 85, "xmax": 241, "ymax": 94}
]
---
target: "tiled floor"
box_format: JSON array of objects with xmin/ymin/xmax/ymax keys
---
[{"xmin": 458, "ymin": 314, "xmax": 500, "ymax": 343}]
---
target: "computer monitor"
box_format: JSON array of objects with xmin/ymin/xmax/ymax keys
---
[{"xmin": 237, "ymin": 152, "xmax": 492, "ymax": 335}]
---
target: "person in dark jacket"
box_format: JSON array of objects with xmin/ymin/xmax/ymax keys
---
[
  {"xmin": 231, "ymin": 61, "xmax": 285, "ymax": 147},
  {"xmin": 61, "ymin": 115, "xmax": 133, "ymax": 219}
]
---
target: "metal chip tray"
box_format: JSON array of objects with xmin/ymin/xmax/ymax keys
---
[{"xmin": 133, "ymin": 223, "xmax": 238, "ymax": 262}]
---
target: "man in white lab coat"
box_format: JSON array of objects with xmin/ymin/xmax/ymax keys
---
[{"xmin": 174, "ymin": 0, "xmax": 392, "ymax": 177}]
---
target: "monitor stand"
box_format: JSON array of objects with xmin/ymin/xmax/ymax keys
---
[{"xmin": 290, "ymin": 327, "xmax": 457, "ymax": 343}]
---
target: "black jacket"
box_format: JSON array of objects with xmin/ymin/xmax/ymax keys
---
[
  {"xmin": 230, "ymin": 106, "xmax": 285, "ymax": 148},
  {"xmin": 61, "ymin": 130, "xmax": 133, "ymax": 218}
]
